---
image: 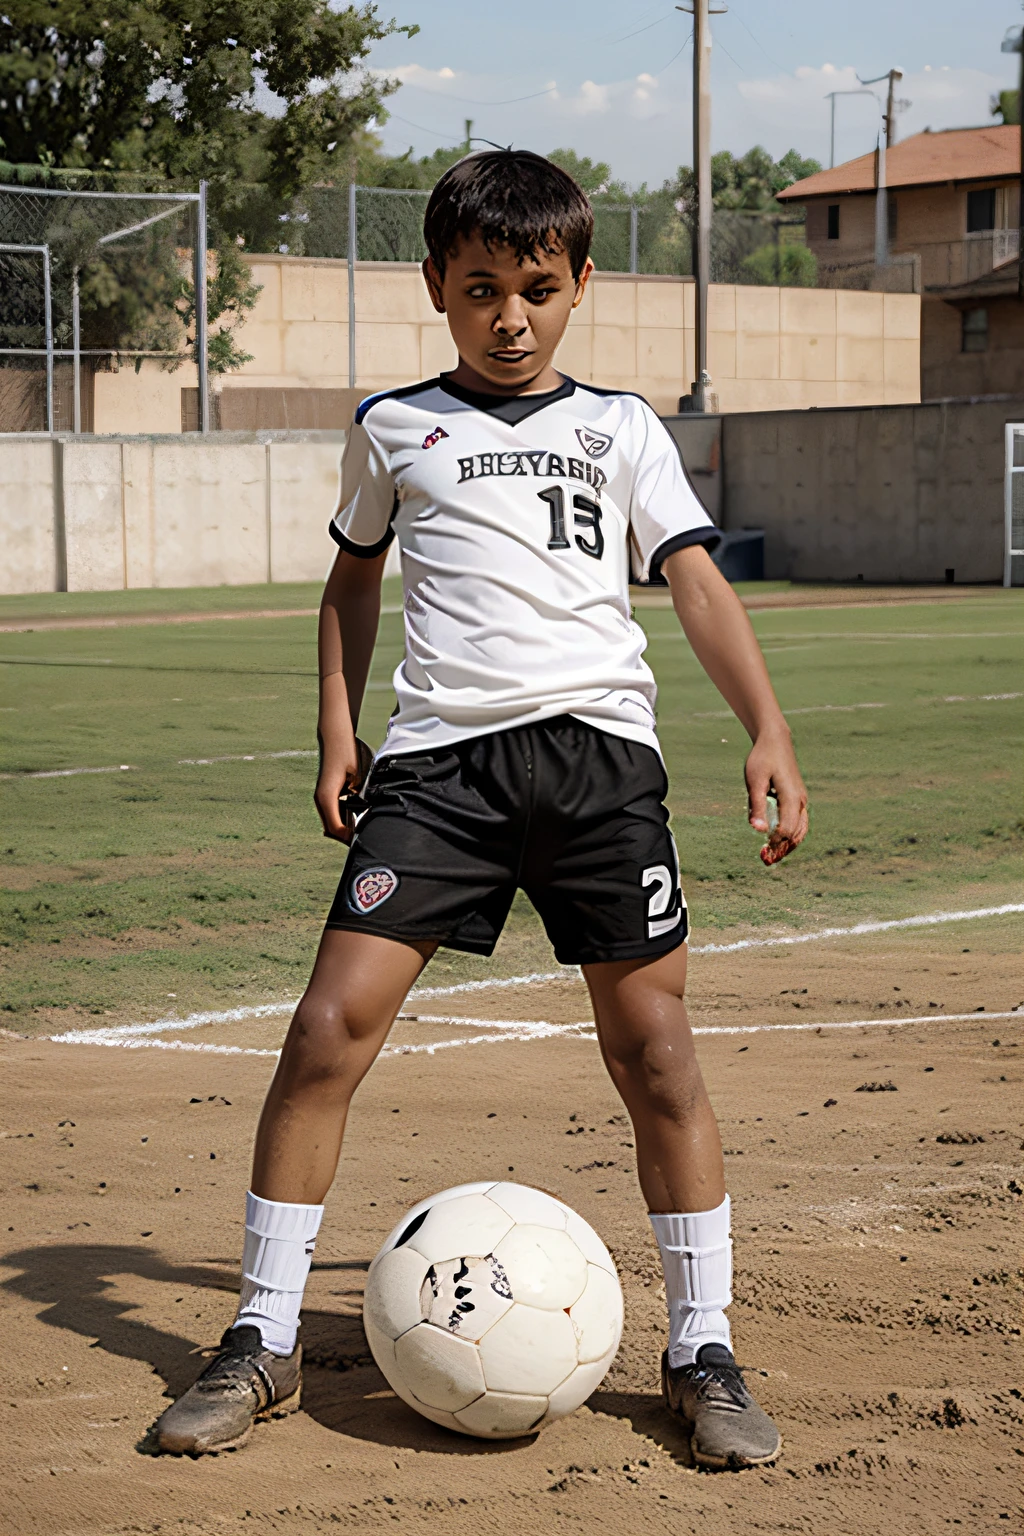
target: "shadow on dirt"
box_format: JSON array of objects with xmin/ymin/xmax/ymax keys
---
[
  {"xmin": 1, "ymin": 1242, "xmax": 537, "ymax": 1457},
  {"xmin": 590, "ymin": 1389, "xmax": 695, "ymax": 1466}
]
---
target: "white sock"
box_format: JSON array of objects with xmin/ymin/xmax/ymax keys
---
[
  {"xmin": 649, "ymin": 1194, "xmax": 732, "ymax": 1369},
  {"xmin": 232, "ymin": 1191, "xmax": 324, "ymax": 1357}
]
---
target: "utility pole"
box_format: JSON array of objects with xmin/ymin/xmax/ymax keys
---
[
  {"xmin": 464, "ymin": 119, "xmax": 473, "ymax": 153},
  {"xmin": 824, "ymin": 88, "xmax": 877, "ymax": 169},
  {"xmin": 858, "ymin": 70, "xmax": 906, "ymax": 271},
  {"xmin": 1001, "ymin": 21, "xmax": 1024, "ymax": 303},
  {"xmin": 677, "ymin": 0, "xmax": 726, "ymax": 413},
  {"xmin": 195, "ymin": 179, "xmax": 210, "ymax": 433},
  {"xmin": 883, "ymin": 68, "xmax": 902, "ymax": 148}
]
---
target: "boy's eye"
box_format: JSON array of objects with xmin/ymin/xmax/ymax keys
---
[{"xmin": 467, "ymin": 284, "xmax": 495, "ymax": 298}]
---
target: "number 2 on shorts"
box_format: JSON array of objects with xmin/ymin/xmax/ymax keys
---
[{"xmin": 642, "ymin": 863, "xmax": 683, "ymax": 940}]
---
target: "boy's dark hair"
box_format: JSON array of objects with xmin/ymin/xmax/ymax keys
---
[{"xmin": 423, "ymin": 150, "xmax": 593, "ymax": 279}]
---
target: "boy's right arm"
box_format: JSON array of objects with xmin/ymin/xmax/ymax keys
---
[{"xmin": 314, "ymin": 549, "xmax": 389, "ymax": 843}]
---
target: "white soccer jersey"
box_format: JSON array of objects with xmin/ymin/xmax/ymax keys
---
[{"xmin": 330, "ymin": 375, "xmax": 720, "ymax": 757}]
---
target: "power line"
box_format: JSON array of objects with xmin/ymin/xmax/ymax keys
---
[
  {"xmin": 400, "ymin": 82, "xmax": 557, "ymax": 107},
  {"xmin": 656, "ymin": 30, "xmax": 693, "ymax": 75},
  {"xmin": 609, "ymin": 13, "xmax": 675, "ymax": 45},
  {"xmin": 384, "ymin": 111, "xmax": 461, "ymax": 143},
  {"xmin": 726, "ymin": 4, "xmax": 789, "ymax": 74}
]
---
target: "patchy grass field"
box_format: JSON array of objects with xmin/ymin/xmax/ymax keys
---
[{"xmin": 1, "ymin": 583, "xmax": 1021, "ymax": 1030}]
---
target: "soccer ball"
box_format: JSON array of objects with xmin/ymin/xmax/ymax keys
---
[{"xmin": 362, "ymin": 1181, "xmax": 624, "ymax": 1439}]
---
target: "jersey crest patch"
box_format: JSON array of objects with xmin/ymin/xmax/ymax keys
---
[
  {"xmin": 422, "ymin": 425, "xmax": 450, "ymax": 450},
  {"xmin": 575, "ymin": 427, "xmax": 613, "ymax": 460},
  {"xmin": 350, "ymin": 866, "xmax": 399, "ymax": 913}
]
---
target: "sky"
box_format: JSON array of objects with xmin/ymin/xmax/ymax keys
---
[{"xmin": 361, "ymin": 0, "xmax": 1023, "ymax": 184}]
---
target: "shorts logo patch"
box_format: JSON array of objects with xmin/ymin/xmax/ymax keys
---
[
  {"xmin": 351, "ymin": 866, "xmax": 399, "ymax": 913},
  {"xmin": 422, "ymin": 425, "xmax": 449, "ymax": 450},
  {"xmin": 575, "ymin": 426, "xmax": 613, "ymax": 460}
]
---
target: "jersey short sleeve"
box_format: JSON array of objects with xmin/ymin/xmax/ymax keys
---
[
  {"xmin": 628, "ymin": 400, "xmax": 721, "ymax": 583},
  {"xmin": 329, "ymin": 410, "xmax": 397, "ymax": 557}
]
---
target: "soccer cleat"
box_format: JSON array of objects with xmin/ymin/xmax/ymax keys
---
[
  {"xmin": 662, "ymin": 1343, "xmax": 781, "ymax": 1469},
  {"xmin": 154, "ymin": 1324, "xmax": 302, "ymax": 1455}
]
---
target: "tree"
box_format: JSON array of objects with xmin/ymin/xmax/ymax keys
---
[
  {"xmin": 547, "ymin": 149, "xmax": 630, "ymax": 199},
  {"xmin": 676, "ymin": 145, "xmax": 823, "ymax": 216},
  {"xmin": 0, "ymin": 2, "xmax": 416, "ymax": 204},
  {"xmin": 0, "ymin": 2, "xmax": 415, "ymax": 371},
  {"xmin": 740, "ymin": 242, "xmax": 817, "ymax": 287},
  {"xmin": 992, "ymin": 88, "xmax": 1021, "ymax": 126}
]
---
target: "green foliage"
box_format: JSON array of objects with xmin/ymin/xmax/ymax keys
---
[
  {"xmin": 0, "ymin": 2, "xmax": 414, "ymax": 198},
  {"xmin": 740, "ymin": 241, "xmax": 818, "ymax": 287},
  {"xmin": 177, "ymin": 242, "xmax": 263, "ymax": 374},
  {"xmin": 547, "ymin": 149, "xmax": 629, "ymax": 199},
  {"xmin": 992, "ymin": 88, "xmax": 1021, "ymax": 126},
  {"xmin": 0, "ymin": 3, "xmax": 414, "ymax": 368},
  {"xmin": 676, "ymin": 144, "xmax": 823, "ymax": 216}
]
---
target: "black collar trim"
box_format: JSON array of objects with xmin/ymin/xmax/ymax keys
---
[{"xmin": 439, "ymin": 375, "xmax": 576, "ymax": 426}]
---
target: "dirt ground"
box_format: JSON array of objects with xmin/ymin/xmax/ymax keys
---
[{"xmin": 1, "ymin": 920, "xmax": 1022, "ymax": 1536}]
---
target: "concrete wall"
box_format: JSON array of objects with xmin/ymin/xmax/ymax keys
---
[
  {"xmin": 3, "ymin": 398, "xmax": 1016, "ymax": 594},
  {"xmin": 719, "ymin": 396, "xmax": 1022, "ymax": 583},
  {"xmin": 93, "ymin": 360, "xmax": 198, "ymax": 437},
  {"xmin": 61, "ymin": 258, "xmax": 919, "ymax": 436},
  {"xmin": 921, "ymin": 296, "xmax": 1024, "ymax": 401},
  {"xmin": 226, "ymin": 259, "xmax": 919, "ymax": 418},
  {"xmin": 0, "ymin": 437, "xmax": 62, "ymax": 593},
  {"xmin": 0, "ymin": 431, "xmax": 343, "ymax": 596}
]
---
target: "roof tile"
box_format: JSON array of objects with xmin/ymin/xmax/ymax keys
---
[{"xmin": 777, "ymin": 125, "xmax": 1020, "ymax": 199}]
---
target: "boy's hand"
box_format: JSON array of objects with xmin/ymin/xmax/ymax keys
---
[
  {"xmin": 314, "ymin": 734, "xmax": 373, "ymax": 845},
  {"xmin": 745, "ymin": 725, "xmax": 808, "ymax": 866}
]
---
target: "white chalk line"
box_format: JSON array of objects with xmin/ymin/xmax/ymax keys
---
[
  {"xmin": 690, "ymin": 902, "xmax": 1023, "ymax": 956},
  {"xmin": 694, "ymin": 692, "xmax": 1022, "ymax": 720},
  {"xmin": 177, "ymin": 750, "xmax": 317, "ymax": 766},
  {"xmin": 411, "ymin": 969, "xmax": 578, "ymax": 999},
  {"xmin": 42, "ymin": 1011, "xmax": 1019, "ymax": 1062},
  {"xmin": 2, "ymin": 750, "xmax": 317, "ymax": 780},
  {"xmin": 45, "ymin": 903, "xmax": 1023, "ymax": 1050},
  {"xmin": 12, "ymin": 690, "xmax": 1022, "ymax": 781},
  {"xmin": 0, "ymin": 763, "xmax": 135, "ymax": 780}
]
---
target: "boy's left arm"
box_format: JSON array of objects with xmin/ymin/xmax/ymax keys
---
[{"xmin": 662, "ymin": 545, "xmax": 808, "ymax": 866}]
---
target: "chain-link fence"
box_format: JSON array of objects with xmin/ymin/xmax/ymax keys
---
[
  {"xmin": 267, "ymin": 184, "xmax": 810, "ymax": 285},
  {"xmin": 0, "ymin": 170, "xmax": 205, "ymax": 432},
  {"xmin": 1, "ymin": 172, "xmax": 830, "ymax": 433}
]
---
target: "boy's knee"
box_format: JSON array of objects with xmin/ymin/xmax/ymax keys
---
[
  {"xmin": 604, "ymin": 1011, "xmax": 702, "ymax": 1112},
  {"xmin": 282, "ymin": 1002, "xmax": 364, "ymax": 1087}
]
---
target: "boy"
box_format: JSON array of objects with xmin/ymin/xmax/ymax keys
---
[{"xmin": 155, "ymin": 151, "xmax": 807, "ymax": 1469}]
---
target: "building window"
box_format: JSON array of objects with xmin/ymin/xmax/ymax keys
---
[
  {"xmin": 966, "ymin": 188, "xmax": 996, "ymax": 233},
  {"xmin": 887, "ymin": 196, "xmax": 897, "ymax": 242},
  {"xmin": 961, "ymin": 307, "xmax": 988, "ymax": 353},
  {"xmin": 827, "ymin": 204, "xmax": 840, "ymax": 240}
]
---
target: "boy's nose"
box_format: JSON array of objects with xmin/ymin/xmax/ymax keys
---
[{"xmin": 495, "ymin": 297, "xmax": 529, "ymax": 336}]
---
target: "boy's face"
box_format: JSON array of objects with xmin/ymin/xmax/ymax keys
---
[{"xmin": 423, "ymin": 231, "xmax": 593, "ymax": 394}]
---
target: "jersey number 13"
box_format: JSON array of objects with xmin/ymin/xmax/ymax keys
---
[{"xmin": 538, "ymin": 486, "xmax": 604, "ymax": 560}]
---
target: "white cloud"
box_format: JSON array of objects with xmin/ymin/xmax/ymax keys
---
[
  {"xmin": 570, "ymin": 80, "xmax": 611, "ymax": 115},
  {"xmin": 373, "ymin": 58, "xmax": 1015, "ymax": 185}
]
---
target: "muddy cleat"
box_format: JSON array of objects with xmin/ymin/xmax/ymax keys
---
[
  {"xmin": 662, "ymin": 1343, "xmax": 781, "ymax": 1469},
  {"xmin": 154, "ymin": 1324, "xmax": 302, "ymax": 1455}
]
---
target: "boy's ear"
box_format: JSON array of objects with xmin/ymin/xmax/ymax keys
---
[
  {"xmin": 572, "ymin": 256, "xmax": 595, "ymax": 309},
  {"xmin": 422, "ymin": 257, "xmax": 446, "ymax": 314}
]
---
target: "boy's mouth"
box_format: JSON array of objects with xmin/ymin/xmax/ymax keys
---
[{"xmin": 489, "ymin": 346, "xmax": 533, "ymax": 364}]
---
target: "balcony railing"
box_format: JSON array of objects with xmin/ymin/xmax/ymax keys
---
[{"xmin": 919, "ymin": 229, "xmax": 1020, "ymax": 290}]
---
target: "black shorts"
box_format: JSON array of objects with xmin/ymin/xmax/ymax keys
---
[{"xmin": 325, "ymin": 716, "xmax": 687, "ymax": 967}]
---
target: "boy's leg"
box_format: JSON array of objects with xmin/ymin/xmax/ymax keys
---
[
  {"xmin": 583, "ymin": 945, "xmax": 781, "ymax": 1469},
  {"xmin": 155, "ymin": 929, "xmax": 434, "ymax": 1455},
  {"xmin": 251, "ymin": 929, "xmax": 436, "ymax": 1206}
]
